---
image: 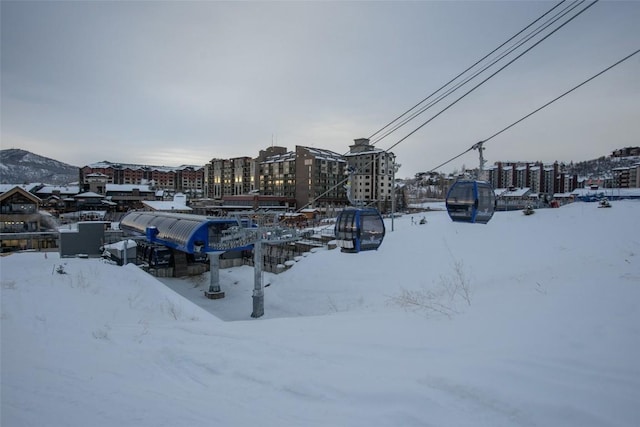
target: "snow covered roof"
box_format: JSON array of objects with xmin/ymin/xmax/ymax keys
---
[
  {"xmin": 103, "ymin": 239, "xmax": 137, "ymax": 252},
  {"xmin": 344, "ymin": 148, "xmax": 387, "ymax": 157},
  {"xmin": 36, "ymin": 185, "xmax": 81, "ymax": 195},
  {"xmin": 262, "ymin": 151, "xmax": 296, "ymax": 163},
  {"xmin": 141, "ymin": 200, "xmax": 192, "ymax": 212},
  {"xmin": 301, "ymin": 146, "xmax": 347, "ymax": 163},
  {"xmin": 0, "ymin": 183, "xmax": 41, "ymax": 194},
  {"xmin": 0, "ymin": 185, "xmax": 42, "ymax": 203},
  {"xmin": 85, "ymin": 161, "xmax": 204, "ymax": 172},
  {"xmin": 495, "ymin": 187, "xmax": 533, "ymax": 197},
  {"xmin": 75, "ymin": 192, "xmax": 104, "ymax": 198},
  {"xmin": 106, "ymin": 184, "xmax": 154, "ymax": 193}
]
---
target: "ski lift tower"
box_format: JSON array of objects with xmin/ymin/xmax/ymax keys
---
[
  {"xmin": 472, "ymin": 141, "xmax": 487, "ymax": 181},
  {"xmin": 250, "ymin": 212, "xmax": 302, "ymax": 318}
]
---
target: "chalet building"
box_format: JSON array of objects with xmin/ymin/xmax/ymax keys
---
[
  {"xmin": 344, "ymin": 138, "xmax": 397, "ymax": 214},
  {"xmin": 0, "ymin": 186, "xmax": 42, "ymax": 233},
  {"xmin": 33, "ymin": 185, "xmax": 81, "ymax": 214},
  {"xmin": 75, "ymin": 169, "xmax": 159, "ymax": 212},
  {"xmin": 105, "ymin": 185, "xmax": 156, "ymax": 211},
  {"xmin": 0, "ymin": 186, "xmax": 58, "ymax": 252},
  {"xmin": 73, "ymin": 191, "xmax": 111, "ymax": 212}
]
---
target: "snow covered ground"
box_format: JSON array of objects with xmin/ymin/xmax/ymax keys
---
[{"xmin": 2, "ymin": 201, "xmax": 639, "ymax": 426}]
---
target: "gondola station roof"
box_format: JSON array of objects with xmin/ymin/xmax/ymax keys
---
[{"xmin": 120, "ymin": 211, "xmax": 256, "ymax": 254}]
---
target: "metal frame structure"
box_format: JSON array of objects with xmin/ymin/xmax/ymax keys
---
[{"xmin": 120, "ymin": 211, "xmax": 303, "ymax": 318}]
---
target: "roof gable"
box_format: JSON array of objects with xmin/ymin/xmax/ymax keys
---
[{"xmin": 0, "ymin": 186, "xmax": 42, "ymax": 204}]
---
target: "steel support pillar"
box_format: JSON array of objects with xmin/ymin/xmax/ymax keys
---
[
  {"xmin": 205, "ymin": 252, "xmax": 225, "ymax": 299},
  {"xmin": 251, "ymin": 238, "xmax": 264, "ymax": 318}
]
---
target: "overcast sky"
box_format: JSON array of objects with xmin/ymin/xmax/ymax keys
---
[{"xmin": 2, "ymin": 0, "xmax": 638, "ymax": 177}]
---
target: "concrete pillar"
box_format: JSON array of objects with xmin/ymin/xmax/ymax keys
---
[
  {"xmin": 204, "ymin": 252, "xmax": 225, "ymax": 299},
  {"xmin": 251, "ymin": 238, "xmax": 264, "ymax": 318}
]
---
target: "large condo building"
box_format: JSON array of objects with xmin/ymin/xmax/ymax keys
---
[
  {"xmin": 205, "ymin": 157, "xmax": 254, "ymax": 199},
  {"xmin": 344, "ymin": 138, "xmax": 396, "ymax": 213},
  {"xmin": 259, "ymin": 146, "xmax": 348, "ymax": 210},
  {"xmin": 487, "ymin": 161, "xmax": 579, "ymax": 194},
  {"xmin": 78, "ymin": 139, "xmax": 401, "ymax": 212},
  {"xmin": 79, "ymin": 161, "xmax": 205, "ymax": 196}
]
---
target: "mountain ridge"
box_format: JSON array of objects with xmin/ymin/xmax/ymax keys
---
[{"xmin": 0, "ymin": 149, "xmax": 79, "ymax": 185}]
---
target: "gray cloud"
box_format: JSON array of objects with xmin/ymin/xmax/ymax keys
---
[{"xmin": 2, "ymin": 0, "xmax": 639, "ymax": 176}]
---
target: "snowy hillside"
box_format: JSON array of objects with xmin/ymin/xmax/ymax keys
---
[
  {"xmin": 2, "ymin": 201, "xmax": 639, "ymax": 426},
  {"xmin": 0, "ymin": 148, "xmax": 78, "ymax": 185}
]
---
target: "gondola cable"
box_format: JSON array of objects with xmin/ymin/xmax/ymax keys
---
[
  {"xmin": 370, "ymin": 0, "xmax": 590, "ymax": 146},
  {"xmin": 437, "ymin": 47, "xmax": 638, "ymax": 223},
  {"xmin": 298, "ymin": 1, "xmax": 596, "ymax": 215},
  {"xmin": 428, "ymin": 47, "xmax": 640, "ymax": 175},
  {"xmin": 292, "ymin": 1, "xmax": 601, "ymax": 241},
  {"xmin": 368, "ymin": 0, "xmax": 571, "ymax": 143},
  {"xmin": 479, "ymin": 48, "xmax": 640, "ymax": 148},
  {"xmin": 383, "ymin": 0, "xmax": 599, "ymax": 155}
]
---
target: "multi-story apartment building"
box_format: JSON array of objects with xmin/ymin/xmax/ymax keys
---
[
  {"xmin": 259, "ymin": 150, "xmax": 297, "ymax": 200},
  {"xmin": 487, "ymin": 161, "xmax": 578, "ymax": 195},
  {"xmin": 79, "ymin": 162, "xmax": 205, "ymax": 196},
  {"xmin": 177, "ymin": 166, "xmax": 205, "ymax": 195},
  {"xmin": 294, "ymin": 146, "xmax": 348, "ymax": 210},
  {"xmin": 542, "ymin": 165, "xmax": 556, "ymax": 194},
  {"xmin": 631, "ymin": 164, "xmax": 640, "ymax": 188},
  {"xmin": 515, "ymin": 166, "xmax": 528, "ymax": 188},
  {"xmin": 258, "ymin": 145, "xmax": 348, "ymax": 211},
  {"xmin": 344, "ymin": 138, "xmax": 396, "ymax": 213},
  {"xmin": 528, "ymin": 165, "xmax": 541, "ymax": 193},
  {"xmin": 611, "ymin": 146, "xmax": 640, "ymax": 158},
  {"xmin": 612, "ymin": 167, "xmax": 631, "ymax": 188},
  {"xmin": 501, "ymin": 166, "xmax": 514, "ymax": 189},
  {"xmin": 205, "ymin": 157, "xmax": 254, "ymax": 199}
]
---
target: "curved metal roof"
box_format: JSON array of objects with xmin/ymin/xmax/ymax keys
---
[{"xmin": 120, "ymin": 211, "xmax": 255, "ymax": 254}]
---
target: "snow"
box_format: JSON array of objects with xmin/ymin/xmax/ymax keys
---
[
  {"xmin": 103, "ymin": 239, "xmax": 137, "ymax": 252},
  {"xmin": 2, "ymin": 201, "xmax": 640, "ymax": 426}
]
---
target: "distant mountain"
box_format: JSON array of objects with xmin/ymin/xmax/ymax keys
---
[{"xmin": 0, "ymin": 149, "xmax": 79, "ymax": 185}]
